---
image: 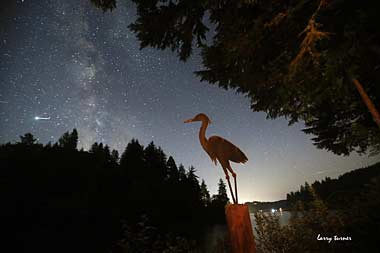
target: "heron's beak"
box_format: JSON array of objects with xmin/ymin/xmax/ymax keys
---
[{"xmin": 184, "ymin": 118, "xmax": 193, "ymax": 123}]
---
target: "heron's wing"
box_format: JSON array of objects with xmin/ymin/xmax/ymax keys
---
[
  {"xmin": 206, "ymin": 149, "xmax": 218, "ymax": 166},
  {"xmin": 208, "ymin": 136, "xmax": 248, "ymax": 164}
]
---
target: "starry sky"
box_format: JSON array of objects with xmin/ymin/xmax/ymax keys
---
[{"xmin": 1, "ymin": 0, "xmax": 379, "ymax": 202}]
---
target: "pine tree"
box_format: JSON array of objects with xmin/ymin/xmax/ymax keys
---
[
  {"xmin": 120, "ymin": 139, "xmax": 145, "ymax": 180},
  {"xmin": 166, "ymin": 156, "xmax": 179, "ymax": 182},
  {"xmin": 89, "ymin": 142, "xmax": 100, "ymax": 153},
  {"xmin": 200, "ymin": 179, "xmax": 211, "ymax": 207},
  {"xmin": 104, "ymin": 145, "xmax": 111, "ymax": 162},
  {"xmin": 19, "ymin": 133, "xmax": 37, "ymax": 146},
  {"xmin": 178, "ymin": 164, "xmax": 187, "ymax": 182},
  {"xmin": 111, "ymin": 149, "xmax": 119, "ymax": 164},
  {"xmin": 187, "ymin": 166, "xmax": 199, "ymax": 188},
  {"xmin": 57, "ymin": 129, "xmax": 78, "ymax": 150},
  {"xmin": 143, "ymin": 142, "xmax": 167, "ymax": 182},
  {"xmin": 216, "ymin": 178, "xmax": 229, "ymax": 205}
]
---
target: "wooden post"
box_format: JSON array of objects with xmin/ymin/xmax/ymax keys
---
[{"xmin": 225, "ymin": 204, "xmax": 256, "ymax": 253}]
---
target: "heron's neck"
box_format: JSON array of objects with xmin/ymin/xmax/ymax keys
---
[{"xmin": 199, "ymin": 120, "xmax": 208, "ymax": 149}]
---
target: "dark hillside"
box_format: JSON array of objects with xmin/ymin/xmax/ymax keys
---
[{"xmin": 287, "ymin": 162, "xmax": 380, "ymax": 209}]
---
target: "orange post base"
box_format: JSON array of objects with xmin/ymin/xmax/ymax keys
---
[{"xmin": 225, "ymin": 204, "xmax": 256, "ymax": 253}]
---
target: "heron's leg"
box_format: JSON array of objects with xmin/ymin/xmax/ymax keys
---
[
  {"xmin": 234, "ymin": 175, "xmax": 238, "ymax": 204},
  {"xmin": 227, "ymin": 165, "xmax": 238, "ymax": 204},
  {"xmin": 223, "ymin": 167, "xmax": 236, "ymax": 204}
]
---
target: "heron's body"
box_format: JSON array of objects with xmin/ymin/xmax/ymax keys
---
[
  {"xmin": 184, "ymin": 113, "xmax": 248, "ymax": 204},
  {"xmin": 199, "ymin": 121, "xmax": 248, "ymax": 166},
  {"xmin": 206, "ymin": 136, "xmax": 248, "ymax": 164}
]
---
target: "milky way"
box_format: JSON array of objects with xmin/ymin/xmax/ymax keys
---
[{"xmin": 0, "ymin": 0, "xmax": 379, "ymax": 201}]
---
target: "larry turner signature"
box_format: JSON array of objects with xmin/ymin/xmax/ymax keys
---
[{"xmin": 317, "ymin": 234, "xmax": 352, "ymax": 243}]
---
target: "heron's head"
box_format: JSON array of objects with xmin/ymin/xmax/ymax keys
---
[{"xmin": 184, "ymin": 113, "xmax": 212, "ymax": 124}]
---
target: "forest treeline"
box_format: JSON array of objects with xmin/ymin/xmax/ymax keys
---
[
  {"xmin": 246, "ymin": 200, "xmax": 288, "ymax": 213},
  {"xmin": 286, "ymin": 162, "xmax": 380, "ymax": 209},
  {"xmin": 1, "ymin": 129, "xmax": 229, "ymax": 253}
]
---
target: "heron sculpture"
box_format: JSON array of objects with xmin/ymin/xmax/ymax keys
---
[{"xmin": 184, "ymin": 113, "xmax": 248, "ymax": 204}]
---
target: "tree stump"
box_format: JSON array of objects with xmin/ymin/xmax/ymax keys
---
[{"xmin": 225, "ymin": 204, "xmax": 256, "ymax": 253}]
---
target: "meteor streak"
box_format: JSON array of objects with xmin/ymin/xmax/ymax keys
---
[{"xmin": 34, "ymin": 116, "xmax": 51, "ymax": 120}]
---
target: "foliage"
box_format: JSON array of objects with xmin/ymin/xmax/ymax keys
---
[
  {"xmin": 90, "ymin": 0, "xmax": 116, "ymax": 12},
  {"xmin": 255, "ymin": 186, "xmax": 348, "ymax": 252},
  {"xmin": 255, "ymin": 212, "xmax": 295, "ymax": 253},
  {"xmin": 91, "ymin": 0, "xmax": 380, "ymax": 155},
  {"xmin": 342, "ymin": 175, "xmax": 380, "ymax": 251},
  {"xmin": 256, "ymin": 178, "xmax": 380, "ymax": 252},
  {"xmin": 115, "ymin": 216, "xmax": 198, "ymax": 253}
]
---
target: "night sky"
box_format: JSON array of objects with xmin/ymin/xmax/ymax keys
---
[{"xmin": 1, "ymin": 0, "xmax": 379, "ymax": 202}]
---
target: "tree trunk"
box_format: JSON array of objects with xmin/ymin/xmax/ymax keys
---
[{"xmin": 352, "ymin": 78, "xmax": 380, "ymax": 129}]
